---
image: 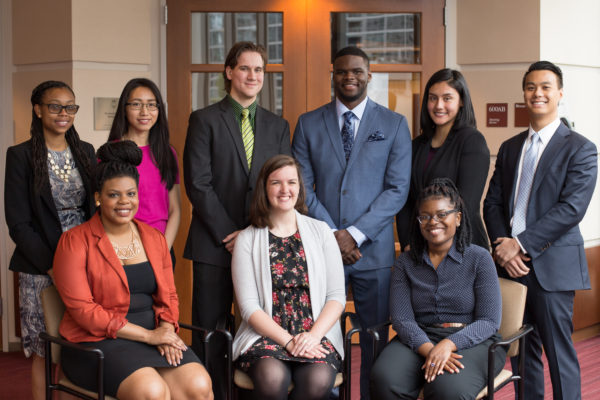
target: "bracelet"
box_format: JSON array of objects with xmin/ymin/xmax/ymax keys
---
[{"xmin": 284, "ymin": 338, "xmax": 294, "ymax": 350}]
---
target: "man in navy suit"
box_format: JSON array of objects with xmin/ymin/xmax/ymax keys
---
[
  {"xmin": 484, "ymin": 61, "xmax": 597, "ymax": 400},
  {"xmin": 292, "ymin": 46, "xmax": 411, "ymax": 399}
]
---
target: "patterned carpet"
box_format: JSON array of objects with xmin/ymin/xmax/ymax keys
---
[{"xmin": 1, "ymin": 334, "xmax": 598, "ymax": 399}]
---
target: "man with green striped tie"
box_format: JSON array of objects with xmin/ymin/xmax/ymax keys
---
[{"xmin": 183, "ymin": 41, "xmax": 291, "ymax": 400}]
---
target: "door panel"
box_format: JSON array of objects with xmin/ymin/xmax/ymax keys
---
[{"xmin": 167, "ymin": 0, "xmax": 444, "ymax": 328}]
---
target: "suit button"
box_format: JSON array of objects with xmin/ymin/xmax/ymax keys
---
[
  {"xmin": 342, "ymin": 219, "xmax": 347, "ymax": 224},
  {"xmin": 342, "ymin": 190, "xmax": 348, "ymax": 195}
]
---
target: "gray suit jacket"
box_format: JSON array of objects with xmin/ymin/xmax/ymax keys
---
[
  {"xmin": 484, "ymin": 122, "xmax": 597, "ymax": 291},
  {"xmin": 183, "ymin": 97, "xmax": 291, "ymax": 267},
  {"xmin": 292, "ymin": 99, "xmax": 411, "ymax": 270}
]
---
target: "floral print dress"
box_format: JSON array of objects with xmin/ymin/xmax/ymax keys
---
[{"xmin": 237, "ymin": 231, "xmax": 341, "ymax": 372}]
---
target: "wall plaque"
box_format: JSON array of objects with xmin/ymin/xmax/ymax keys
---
[
  {"xmin": 94, "ymin": 97, "xmax": 119, "ymax": 130},
  {"xmin": 514, "ymin": 103, "xmax": 529, "ymax": 127},
  {"xmin": 486, "ymin": 103, "xmax": 508, "ymax": 127}
]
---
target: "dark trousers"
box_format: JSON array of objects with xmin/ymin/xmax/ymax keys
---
[
  {"xmin": 370, "ymin": 327, "xmax": 505, "ymax": 400},
  {"xmin": 514, "ymin": 269, "xmax": 580, "ymax": 400},
  {"xmin": 192, "ymin": 262, "xmax": 233, "ymax": 400},
  {"xmin": 344, "ymin": 265, "xmax": 391, "ymax": 400}
]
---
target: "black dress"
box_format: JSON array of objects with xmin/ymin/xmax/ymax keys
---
[
  {"xmin": 396, "ymin": 126, "xmax": 491, "ymax": 249},
  {"xmin": 237, "ymin": 231, "xmax": 341, "ymax": 372},
  {"xmin": 61, "ymin": 261, "xmax": 200, "ymax": 396}
]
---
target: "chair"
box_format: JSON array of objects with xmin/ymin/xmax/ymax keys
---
[
  {"xmin": 39, "ymin": 285, "xmax": 215, "ymax": 400},
  {"xmin": 222, "ymin": 311, "xmax": 361, "ymax": 400},
  {"xmin": 368, "ymin": 277, "xmax": 533, "ymax": 400}
]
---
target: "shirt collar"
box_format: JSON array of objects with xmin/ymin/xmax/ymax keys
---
[
  {"xmin": 228, "ymin": 94, "xmax": 257, "ymax": 118},
  {"xmin": 336, "ymin": 96, "xmax": 368, "ymax": 121},
  {"xmin": 528, "ymin": 117, "xmax": 560, "ymax": 146},
  {"xmin": 420, "ymin": 242, "xmax": 463, "ymax": 267}
]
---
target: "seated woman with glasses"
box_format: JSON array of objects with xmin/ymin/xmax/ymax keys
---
[
  {"xmin": 232, "ymin": 154, "xmax": 346, "ymax": 400},
  {"xmin": 370, "ymin": 178, "xmax": 504, "ymax": 400},
  {"xmin": 53, "ymin": 141, "xmax": 212, "ymax": 400}
]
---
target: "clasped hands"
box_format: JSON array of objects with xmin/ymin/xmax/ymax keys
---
[
  {"xmin": 419, "ymin": 339, "xmax": 463, "ymax": 383},
  {"xmin": 147, "ymin": 323, "xmax": 188, "ymax": 366},
  {"xmin": 334, "ymin": 229, "xmax": 361, "ymax": 265},
  {"xmin": 285, "ymin": 331, "xmax": 329, "ymax": 359},
  {"xmin": 493, "ymin": 237, "xmax": 530, "ymax": 278}
]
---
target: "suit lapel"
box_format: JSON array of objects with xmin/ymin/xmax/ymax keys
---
[
  {"xmin": 323, "ymin": 102, "xmax": 346, "ymax": 169},
  {"xmin": 508, "ymin": 132, "xmax": 528, "ymax": 217},
  {"xmin": 91, "ymin": 215, "xmax": 129, "ymax": 291},
  {"xmin": 40, "ymin": 178, "xmax": 61, "ymax": 223},
  {"xmin": 347, "ymin": 99, "xmax": 376, "ymax": 170},
  {"xmin": 250, "ymin": 107, "xmax": 269, "ymax": 180},
  {"xmin": 220, "ymin": 99, "xmax": 249, "ymax": 175},
  {"xmin": 531, "ymin": 124, "xmax": 569, "ymax": 194}
]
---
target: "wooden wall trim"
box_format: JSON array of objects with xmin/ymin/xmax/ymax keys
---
[{"xmin": 573, "ymin": 245, "xmax": 600, "ymax": 331}]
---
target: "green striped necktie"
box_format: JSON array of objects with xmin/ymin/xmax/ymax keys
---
[{"xmin": 241, "ymin": 108, "xmax": 254, "ymax": 169}]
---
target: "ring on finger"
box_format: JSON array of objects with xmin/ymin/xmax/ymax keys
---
[{"xmin": 430, "ymin": 362, "xmax": 435, "ymax": 367}]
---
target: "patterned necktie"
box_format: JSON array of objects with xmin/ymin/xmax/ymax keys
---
[
  {"xmin": 241, "ymin": 108, "xmax": 254, "ymax": 169},
  {"xmin": 341, "ymin": 111, "xmax": 354, "ymax": 161},
  {"xmin": 512, "ymin": 132, "xmax": 541, "ymax": 236}
]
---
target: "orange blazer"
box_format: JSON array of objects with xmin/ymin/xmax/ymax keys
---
[{"xmin": 53, "ymin": 212, "xmax": 179, "ymax": 343}]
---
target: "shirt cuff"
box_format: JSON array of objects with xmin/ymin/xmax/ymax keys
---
[
  {"xmin": 347, "ymin": 226, "xmax": 367, "ymax": 248},
  {"xmin": 514, "ymin": 236, "xmax": 527, "ymax": 254}
]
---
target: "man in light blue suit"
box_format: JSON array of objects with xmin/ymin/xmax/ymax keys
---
[{"xmin": 292, "ymin": 46, "xmax": 411, "ymax": 399}]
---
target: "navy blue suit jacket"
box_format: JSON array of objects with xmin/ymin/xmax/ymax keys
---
[
  {"xmin": 484, "ymin": 122, "xmax": 597, "ymax": 291},
  {"xmin": 292, "ymin": 99, "xmax": 411, "ymax": 270}
]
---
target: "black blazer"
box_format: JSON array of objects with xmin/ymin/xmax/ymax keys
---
[
  {"xmin": 183, "ymin": 97, "xmax": 291, "ymax": 267},
  {"xmin": 396, "ymin": 126, "xmax": 490, "ymax": 249},
  {"xmin": 5, "ymin": 139, "xmax": 96, "ymax": 275}
]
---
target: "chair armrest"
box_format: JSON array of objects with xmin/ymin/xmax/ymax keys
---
[
  {"xmin": 485, "ymin": 324, "xmax": 533, "ymax": 398},
  {"xmin": 39, "ymin": 331, "xmax": 104, "ymax": 357},
  {"xmin": 39, "ymin": 331, "xmax": 106, "ymax": 399},
  {"xmin": 204, "ymin": 328, "xmax": 233, "ymax": 400},
  {"xmin": 366, "ymin": 321, "xmax": 392, "ymax": 360},
  {"xmin": 489, "ymin": 324, "xmax": 533, "ymax": 351}
]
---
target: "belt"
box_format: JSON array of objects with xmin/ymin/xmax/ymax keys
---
[{"xmin": 431, "ymin": 322, "xmax": 466, "ymax": 328}]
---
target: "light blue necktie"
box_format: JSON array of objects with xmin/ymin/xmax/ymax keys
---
[{"xmin": 512, "ymin": 132, "xmax": 541, "ymax": 236}]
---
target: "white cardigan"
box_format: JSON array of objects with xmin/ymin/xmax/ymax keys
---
[{"xmin": 231, "ymin": 211, "xmax": 346, "ymax": 360}]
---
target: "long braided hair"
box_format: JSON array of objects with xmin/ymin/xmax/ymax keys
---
[
  {"xmin": 30, "ymin": 81, "xmax": 92, "ymax": 192},
  {"xmin": 108, "ymin": 78, "xmax": 177, "ymax": 190},
  {"xmin": 408, "ymin": 177, "xmax": 471, "ymax": 263}
]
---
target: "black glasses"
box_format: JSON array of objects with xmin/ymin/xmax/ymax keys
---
[
  {"xmin": 417, "ymin": 209, "xmax": 459, "ymax": 225},
  {"xmin": 42, "ymin": 104, "xmax": 80, "ymax": 115},
  {"xmin": 126, "ymin": 102, "xmax": 159, "ymax": 111}
]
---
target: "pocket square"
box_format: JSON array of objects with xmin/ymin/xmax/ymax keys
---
[{"xmin": 367, "ymin": 131, "xmax": 385, "ymax": 141}]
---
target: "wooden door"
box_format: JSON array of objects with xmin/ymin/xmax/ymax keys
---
[{"xmin": 167, "ymin": 0, "xmax": 445, "ymax": 330}]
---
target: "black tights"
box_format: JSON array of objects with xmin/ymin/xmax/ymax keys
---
[{"xmin": 248, "ymin": 358, "xmax": 337, "ymax": 400}]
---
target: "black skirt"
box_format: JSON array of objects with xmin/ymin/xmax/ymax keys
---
[{"xmin": 61, "ymin": 261, "xmax": 200, "ymax": 397}]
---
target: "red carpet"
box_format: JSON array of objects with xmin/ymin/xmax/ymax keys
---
[{"xmin": 1, "ymin": 335, "xmax": 599, "ymax": 399}]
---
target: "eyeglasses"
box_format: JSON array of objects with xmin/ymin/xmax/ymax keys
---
[
  {"xmin": 417, "ymin": 209, "xmax": 459, "ymax": 225},
  {"xmin": 126, "ymin": 102, "xmax": 159, "ymax": 111},
  {"xmin": 42, "ymin": 104, "xmax": 80, "ymax": 115}
]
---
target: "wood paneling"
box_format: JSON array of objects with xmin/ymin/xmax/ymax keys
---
[
  {"xmin": 167, "ymin": 0, "xmax": 445, "ymax": 342},
  {"xmin": 574, "ymin": 246, "xmax": 600, "ymax": 331}
]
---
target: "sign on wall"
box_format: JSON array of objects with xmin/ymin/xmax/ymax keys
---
[
  {"xmin": 486, "ymin": 103, "xmax": 508, "ymax": 127},
  {"xmin": 94, "ymin": 98, "xmax": 119, "ymax": 131}
]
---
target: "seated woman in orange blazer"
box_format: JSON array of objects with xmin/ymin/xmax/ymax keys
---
[{"xmin": 53, "ymin": 141, "xmax": 212, "ymax": 400}]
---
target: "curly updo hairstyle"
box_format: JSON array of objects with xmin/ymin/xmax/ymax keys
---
[
  {"xmin": 30, "ymin": 80, "xmax": 93, "ymax": 192},
  {"xmin": 408, "ymin": 177, "xmax": 471, "ymax": 262},
  {"xmin": 95, "ymin": 140, "xmax": 143, "ymax": 193}
]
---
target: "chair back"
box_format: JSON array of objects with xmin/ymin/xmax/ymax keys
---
[
  {"xmin": 498, "ymin": 278, "xmax": 527, "ymax": 357},
  {"xmin": 41, "ymin": 285, "xmax": 66, "ymax": 364}
]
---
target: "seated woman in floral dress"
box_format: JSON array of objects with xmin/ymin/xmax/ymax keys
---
[{"xmin": 231, "ymin": 154, "xmax": 346, "ymax": 400}]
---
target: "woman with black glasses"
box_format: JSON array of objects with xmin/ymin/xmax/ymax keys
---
[
  {"xmin": 108, "ymin": 78, "xmax": 180, "ymax": 266},
  {"xmin": 4, "ymin": 80, "xmax": 95, "ymax": 400},
  {"xmin": 371, "ymin": 178, "xmax": 504, "ymax": 400}
]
